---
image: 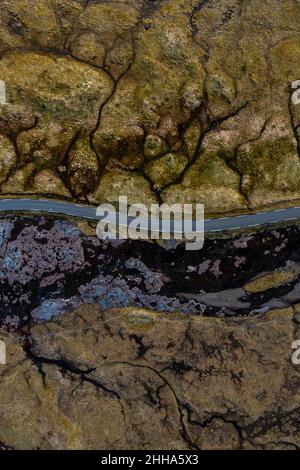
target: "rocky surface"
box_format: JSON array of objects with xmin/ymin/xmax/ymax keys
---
[
  {"xmin": 0, "ymin": 303, "xmax": 300, "ymax": 450},
  {"xmin": 1, "ymin": 1, "xmax": 300, "ymax": 212},
  {"xmin": 2, "ymin": 0, "xmax": 300, "ymax": 452},
  {"xmin": 0, "ymin": 216, "xmax": 300, "ymax": 450},
  {"xmin": 1, "ymin": 216, "xmax": 300, "ymax": 327}
]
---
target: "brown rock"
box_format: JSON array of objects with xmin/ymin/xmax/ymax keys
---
[{"xmin": 0, "ymin": 303, "xmax": 299, "ymax": 450}]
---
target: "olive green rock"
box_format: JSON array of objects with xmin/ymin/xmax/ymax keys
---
[
  {"xmin": 144, "ymin": 153, "xmax": 188, "ymax": 190},
  {"xmin": 0, "ymin": 134, "xmax": 16, "ymax": 185},
  {"xmin": 0, "ymin": 0, "xmax": 300, "ymax": 213}
]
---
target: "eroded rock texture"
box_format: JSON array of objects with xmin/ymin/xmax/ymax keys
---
[
  {"xmin": 1, "ymin": 1, "xmax": 300, "ymax": 212},
  {"xmin": 1, "ymin": 216, "xmax": 300, "ymax": 327},
  {"xmin": 0, "ymin": 216, "xmax": 299, "ymax": 450},
  {"xmin": 1, "ymin": 0, "xmax": 300, "ymax": 452},
  {"xmin": 0, "ymin": 303, "xmax": 300, "ymax": 450}
]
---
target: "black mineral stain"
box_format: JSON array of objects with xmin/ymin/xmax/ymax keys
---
[{"xmin": 0, "ymin": 215, "xmax": 299, "ymax": 329}]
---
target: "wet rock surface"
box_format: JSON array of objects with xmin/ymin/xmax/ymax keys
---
[
  {"xmin": 1, "ymin": 303, "xmax": 300, "ymax": 450},
  {"xmin": 1, "ymin": 216, "xmax": 300, "ymax": 328}
]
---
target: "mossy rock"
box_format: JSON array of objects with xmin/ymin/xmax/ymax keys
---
[
  {"xmin": 237, "ymin": 135, "xmax": 300, "ymax": 208},
  {"xmin": 144, "ymin": 153, "xmax": 188, "ymax": 190},
  {"xmin": 90, "ymin": 166, "xmax": 158, "ymax": 207},
  {"xmin": 0, "ymin": 0, "xmax": 300, "ymax": 212},
  {"xmin": 67, "ymin": 134, "xmax": 100, "ymax": 198},
  {"xmin": 162, "ymin": 153, "xmax": 247, "ymax": 214},
  {"xmin": 244, "ymin": 270, "xmax": 297, "ymax": 294},
  {"xmin": 0, "ymin": 134, "xmax": 17, "ymax": 185},
  {"xmin": 144, "ymin": 135, "xmax": 168, "ymax": 159},
  {"xmin": 0, "ymin": 52, "xmax": 112, "ymax": 125}
]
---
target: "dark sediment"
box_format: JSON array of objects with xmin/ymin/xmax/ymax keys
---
[{"xmin": 0, "ymin": 215, "xmax": 300, "ymax": 329}]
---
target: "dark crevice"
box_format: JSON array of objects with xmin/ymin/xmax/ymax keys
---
[
  {"xmin": 25, "ymin": 347, "xmax": 128, "ymax": 403},
  {"xmin": 188, "ymin": 410, "xmax": 245, "ymax": 450},
  {"xmin": 58, "ymin": 129, "xmax": 81, "ymax": 201},
  {"xmin": 189, "ymin": 0, "xmax": 211, "ymax": 39},
  {"xmin": 161, "ymin": 97, "xmax": 251, "ymax": 194},
  {"xmin": 89, "ymin": 32, "xmax": 137, "ymax": 189},
  {"xmin": 0, "ymin": 115, "xmax": 40, "ymax": 191},
  {"xmin": 101, "ymin": 360, "xmax": 201, "ymax": 450},
  {"xmin": 230, "ymin": 115, "xmax": 272, "ymax": 208}
]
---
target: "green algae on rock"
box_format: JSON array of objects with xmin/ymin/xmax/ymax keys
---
[
  {"xmin": 89, "ymin": 165, "xmax": 158, "ymax": 207},
  {"xmin": 144, "ymin": 153, "xmax": 188, "ymax": 190},
  {"xmin": 0, "ymin": 1, "xmax": 300, "ymax": 212}
]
